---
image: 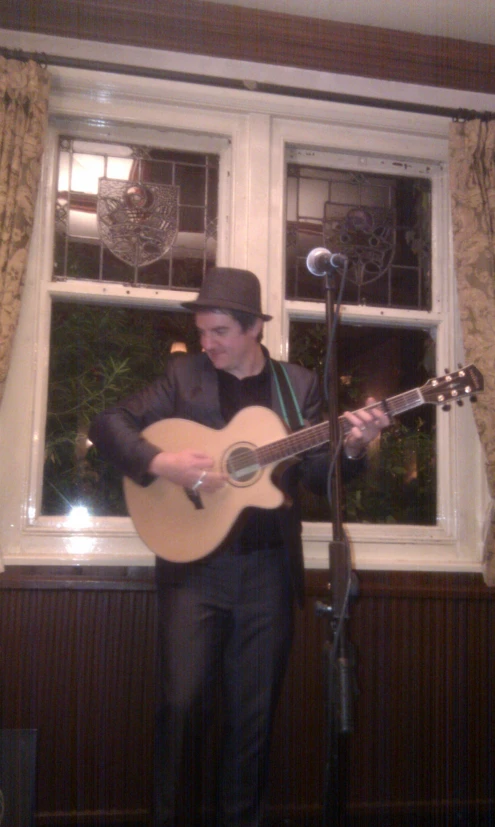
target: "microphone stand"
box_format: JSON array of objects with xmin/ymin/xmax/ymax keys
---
[{"xmin": 315, "ymin": 262, "xmax": 358, "ymax": 827}]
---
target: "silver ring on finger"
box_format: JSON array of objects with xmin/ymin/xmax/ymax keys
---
[{"xmin": 191, "ymin": 470, "xmax": 207, "ymax": 492}]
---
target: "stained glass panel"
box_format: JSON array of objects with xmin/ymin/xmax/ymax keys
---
[
  {"xmin": 286, "ymin": 165, "xmax": 431, "ymax": 310},
  {"xmin": 54, "ymin": 138, "xmax": 219, "ymax": 289}
]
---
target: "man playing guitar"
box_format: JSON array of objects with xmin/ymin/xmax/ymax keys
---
[{"xmin": 89, "ymin": 266, "xmax": 388, "ymax": 827}]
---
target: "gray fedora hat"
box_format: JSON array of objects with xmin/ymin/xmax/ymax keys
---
[{"xmin": 181, "ymin": 267, "xmax": 272, "ymax": 321}]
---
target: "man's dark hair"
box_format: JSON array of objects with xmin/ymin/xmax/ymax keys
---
[
  {"xmin": 228, "ymin": 309, "xmax": 258, "ymax": 332},
  {"xmin": 227, "ymin": 309, "xmax": 263, "ymax": 342},
  {"xmin": 200, "ymin": 307, "xmax": 263, "ymax": 341}
]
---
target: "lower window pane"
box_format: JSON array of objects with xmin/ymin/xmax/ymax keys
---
[
  {"xmin": 43, "ymin": 306, "xmax": 437, "ymax": 527},
  {"xmin": 289, "ymin": 321, "xmax": 437, "ymax": 525},
  {"xmin": 42, "ymin": 302, "xmax": 199, "ymax": 516}
]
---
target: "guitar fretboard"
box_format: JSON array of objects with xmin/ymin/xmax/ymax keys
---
[{"xmin": 252, "ymin": 388, "xmax": 424, "ymax": 469}]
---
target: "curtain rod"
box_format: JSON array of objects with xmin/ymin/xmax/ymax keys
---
[{"xmin": 2, "ymin": 45, "xmax": 495, "ymax": 122}]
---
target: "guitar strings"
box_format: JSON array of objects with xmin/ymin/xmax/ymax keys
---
[
  {"xmin": 225, "ymin": 376, "xmax": 477, "ymax": 476},
  {"xmin": 226, "ymin": 393, "xmax": 422, "ymax": 475}
]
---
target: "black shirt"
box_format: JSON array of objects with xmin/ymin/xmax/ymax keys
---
[{"xmin": 217, "ymin": 361, "xmax": 284, "ymax": 552}]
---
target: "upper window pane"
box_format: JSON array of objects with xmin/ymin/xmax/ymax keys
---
[
  {"xmin": 54, "ymin": 138, "xmax": 219, "ymax": 290},
  {"xmin": 286, "ymin": 164, "xmax": 432, "ymax": 310}
]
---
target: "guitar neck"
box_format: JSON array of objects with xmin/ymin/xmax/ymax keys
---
[{"xmin": 255, "ymin": 387, "xmax": 425, "ymax": 467}]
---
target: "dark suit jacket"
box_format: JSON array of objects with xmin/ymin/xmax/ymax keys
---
[{"xmin": 88, "ymin": 349, "xmax": 361, "ymax": 605}]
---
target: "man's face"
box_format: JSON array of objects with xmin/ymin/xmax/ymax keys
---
[{"xmin": 195, "ymin": 310, "xmax": 262, "ymax": 378}]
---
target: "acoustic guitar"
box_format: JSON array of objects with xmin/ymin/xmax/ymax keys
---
[{"xmin": 124, "ymin": 364, "xmax": 483, "ymax": 563}]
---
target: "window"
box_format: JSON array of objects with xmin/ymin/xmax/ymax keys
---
[
  {"xmin": 289, "ymin": 321, "xmax": 436, "ymax": 526},
  {"xmin": 43, "ymin": 302, "xmax": 200, "ymax": 518},
  {"xmin": 0, "ymin": 64, "xmax": 488, "ymax": 570},
  {"xmin": 284, "ymin": 151, "xmax": 437, "ymax": 528},
  {"xmin": 44, "ymin": 134, "xmax": 220, "ymax": 520}
]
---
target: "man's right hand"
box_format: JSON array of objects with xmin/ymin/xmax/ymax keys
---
[{"xmin": 148, "ymin": 450, "xmax": 227, "ymax": 492}]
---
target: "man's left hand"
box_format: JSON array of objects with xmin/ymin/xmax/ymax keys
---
[{"xmin": 343, "ymin": 398, "xmax": 390, "ymax": 459}]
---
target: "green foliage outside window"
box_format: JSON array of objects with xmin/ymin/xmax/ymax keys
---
[
  {"xmin": 289, "ymin": 320, "xmax": 436, "ymax": 525},
  {"xmin": 43, "ymin": 304, "xmax": 436, "ymax": 526},
  {"xmin": 42, "ymin": 303, "xmax": 198, "ymax": 516}
]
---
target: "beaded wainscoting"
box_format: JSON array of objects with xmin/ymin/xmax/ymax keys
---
[{"xmin": 0, "ymin": 567, "xmax": 493, "ymax": 826}]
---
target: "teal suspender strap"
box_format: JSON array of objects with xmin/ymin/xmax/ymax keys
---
[{"xmin": 270, "ymin": 360, "xmax": 305, "ymax": 431}]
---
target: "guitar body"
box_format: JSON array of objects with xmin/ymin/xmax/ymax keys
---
[
  {"xmin": 122, "ymin": 363, "xmax": 483, "ymax": 563},
  {"xmin": 123, "ymin": 406, "xmax": 289, "ymax": 563}
]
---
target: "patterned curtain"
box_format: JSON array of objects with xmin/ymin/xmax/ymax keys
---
[
  {"xmin": 0, "ymin": 56, "xmax": 50, "ymax": 407},
  {"xmin": 449, "ymin": 119, "xmax": 495, "ymax": 584}
]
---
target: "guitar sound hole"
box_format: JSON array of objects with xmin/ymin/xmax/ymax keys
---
[{"xmin": 226, "ymin": 445, "xmax": 260, "ymax": 484}]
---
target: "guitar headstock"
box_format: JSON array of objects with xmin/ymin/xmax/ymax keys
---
[{"xmin": 421, "ymin": 364, "xmax": 484, "ymax": 407}]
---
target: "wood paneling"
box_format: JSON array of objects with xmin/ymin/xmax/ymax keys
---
[
  {"xmin": 1, "ymin": 0, "xmax": 495, "ymax": 95},
  {"xmin": 0, "ymin": 566, "xmax": 493, "ymax": 825},
  {"xmin": 0, "ymin": 568, "xmax": 156, "ymax": 824}
]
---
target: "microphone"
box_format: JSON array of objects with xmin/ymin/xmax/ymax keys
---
[{"xmin": 306, "ymin": 247, "xmax": 347, "ymax": 276}]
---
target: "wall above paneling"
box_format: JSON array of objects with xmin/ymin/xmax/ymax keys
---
[
  {"xmin": 205, "ymin": 0, "xmax": 495, "ymax": 46},
  {"xmin": 1, "ymin": 0, "xmax": 495, "ymax": 94}
]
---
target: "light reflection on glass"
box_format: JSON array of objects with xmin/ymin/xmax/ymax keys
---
[{"xmin": 66, "ymin": 505, "xmax": 91, "ymax": 529}]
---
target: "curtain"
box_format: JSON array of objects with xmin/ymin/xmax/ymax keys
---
[
  {"xmin": 449, "ymin": 119, "xmax": 495, "ymax": 585},
  {"xmin": 0, "ymin": 56, "xmax": 50, "ymax": 407}
]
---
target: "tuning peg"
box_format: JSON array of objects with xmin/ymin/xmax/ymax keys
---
[
  {"xmin": 456, "ymin": 400, "xmax": 464, "ymax": 406},
  {"xmin": 442, "ymin": 404, "xmax": 451, "ymax": 411},
  {"xmin": 470, "ymin": 395, "xmax": 478, "ymax": 404}
]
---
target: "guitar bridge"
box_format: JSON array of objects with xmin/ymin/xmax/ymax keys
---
[{"xmin": 184, "ymin": 487, "xmax": 205, "ymax": 510}]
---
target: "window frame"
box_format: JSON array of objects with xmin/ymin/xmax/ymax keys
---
[
  {"xmin": 0, "ymin": 63, "xmax": 489, "ymax": 571},
  {"xmin": 265, "ymin": 115, "xmax": 488, "ymax": 571}
]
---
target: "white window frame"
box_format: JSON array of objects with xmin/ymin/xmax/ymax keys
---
[
  {"xmin": 0, "ymin": 50, "xmax": 490, "ymax": 572},
  {"xmin": 264, "ymin": 116, "xmax": 489, "ymax": 572}
]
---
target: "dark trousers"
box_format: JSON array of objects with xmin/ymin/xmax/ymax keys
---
[{"xmin": 153, "ymin": 546, "xmax": 295, "ymax": 827}]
